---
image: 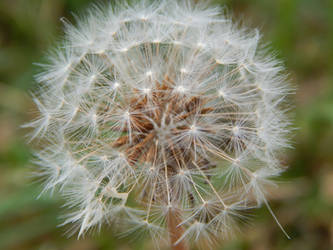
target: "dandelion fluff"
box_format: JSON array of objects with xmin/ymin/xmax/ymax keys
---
[{"xmin": 26, "ymin": 0, "xmax": 293, "ymax": 249}]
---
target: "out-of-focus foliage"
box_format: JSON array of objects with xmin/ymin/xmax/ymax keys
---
[{"xmin": 0, "ymin": 0, "xmax": 332, "ymax": 249}]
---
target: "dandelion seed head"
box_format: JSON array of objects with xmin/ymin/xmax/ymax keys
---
[{"xmin": 25, "ymin": 0, "xmax": 293, "ymax": 248}]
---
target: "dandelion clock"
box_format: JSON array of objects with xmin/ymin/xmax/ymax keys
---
[{"xmin": 24, "ymin": 0, "xmax": 293, "ymax": 249}]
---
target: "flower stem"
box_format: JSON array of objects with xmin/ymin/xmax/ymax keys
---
[{"xmin": 167, "ymin": 209, "xmax": 188, "ymax": 250}]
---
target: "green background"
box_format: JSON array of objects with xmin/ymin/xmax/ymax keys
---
[{"xmin": 0, "ymin": 0, "xmax": 332, "ymax": 249}]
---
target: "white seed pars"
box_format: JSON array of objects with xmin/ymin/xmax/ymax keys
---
[{"xmin": 25, "ymin": 0, "xmax": 293, "ymax": 248}]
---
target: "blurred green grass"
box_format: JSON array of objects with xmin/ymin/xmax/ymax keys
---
[{"xmin": 0, "ymin": 0, "xmax": 332, "ymax": 249}]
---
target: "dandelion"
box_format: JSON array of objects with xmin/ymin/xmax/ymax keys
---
[{"xmin": 25, "ymin": 0, "xmax": 293, "ymax": 249}]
